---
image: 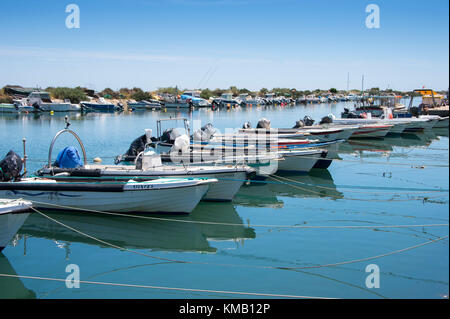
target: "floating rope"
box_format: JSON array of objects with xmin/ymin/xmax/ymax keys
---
[
  {"xmin": 0, "ymin": 273, "xmax": 335, "ymax": 299},
  {"xmin": 26, "ymin": 207, "xmax": 449, "ymax": 274},
  {"xmin": 28, "ymin": 200, "xmax": 450, "ymax": 230},
  {"xmin": 268, "ymin": 175, "xmax": 447, "ymax": 202},
  {"xmin": 269, "ymin": 174, "xmax": 449, "ymax": 195},
  {"xmin": 30, "ymin": 207, "xmax": 187, "ymax": 264}
]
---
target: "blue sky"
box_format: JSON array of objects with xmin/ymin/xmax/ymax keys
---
[{"xmin": 0, "ymin": 0, "xmax": 448, "ymax": 91}]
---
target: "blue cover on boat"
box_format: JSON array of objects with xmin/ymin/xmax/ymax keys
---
[{"xmin": 54, "ymin": 146, "xmax": 83, "ymax": 169}]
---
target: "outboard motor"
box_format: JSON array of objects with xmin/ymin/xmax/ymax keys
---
[
  {"xmin": 160, "ymin": 128, "xmax": 181, "ymax": 144},
  {"xmin": 193, "ymin": 129, "xmax": 209, "ymax": 141},
  {"xmin": 303, "ymin": 116, "xmax": 315, "ymax": 126},
  {"xmin": 115, "ymin": 129, "xmax": 155, "ymax": 164},
  {"xmin": 256, "ymin": 118, "xmax": 271, "ymax": 129},
  {"xmin": 292, "ymin": 120, "xmax": 305, "ymax": 128},
  {"xmin": 171, "ymin": 135, "xmax": 190, "ymax": 154},
  {"xmin": 0, "ymin": 150, "xmax": 23, "ymax": 181},
  {"xmin": 319, "ymin": 115, "xmax": 333, "ymax": 125},
  {"xmin": 201, "ymin": 123, "xmax": 216, "ymax": 139},
  {"xmin": 242, "ymin": 122, "xmax": 252, "ymax": 129}
]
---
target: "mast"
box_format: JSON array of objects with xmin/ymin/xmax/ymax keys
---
[
  {"xmin": 347, "ymin": 72, "xmax": 350, "ymax": 91},
  {"xmin": 361, "ymin": 75, "xmax": 364, "ymax": 94}
]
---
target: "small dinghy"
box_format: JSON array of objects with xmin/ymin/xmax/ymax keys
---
[
  {"xmin": 0, "ymin": 199, "xmax": 32, "ymax": 252},
  {"xmin": 0, "ymin": 177, "xmax": 216, "ymax": 214}
]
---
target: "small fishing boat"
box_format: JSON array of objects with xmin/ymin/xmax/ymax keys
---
[
  {"xmin": 331, "ymin": 118, "xmax": 409, "ymax": 134},
  {"xmin": 276, "ymin": 148, "xmax": 328, "ymax": 173},
  {"xmin": 80, "ymin": 98, "xmax": 120, "ymax": 112},
  {"xmin": 128, "ymin": 100, "xmax": 162, "ymax": 110},
  {"xmin": 40, "ymin": 139, "xmax": 254, "ymax": 202},
  {"xmin": 0, "ymin": 103, "xmax": 20, "ymax": 114},
  {"xmin": 0, "ymin": 119, "xmax": 217, "ymax": 213},
  {"xmin": 0, "ymin": 177, "xmax": 216, "ymax": 214},
  {"xmin": 161, "ymin": 91, "xmax": 210, "ymax": 108},
  {"xmin": 419, "ymin": 115, "xmax": 449, "ymax": 128},
  {"xmin": 14, "ymin": 91, "xmax": 80, "ymax": 112},
  {"xmin": 238, "ymin": 119, "xmax": 356, "ymax": 142},
  {"xmin": 0, "ymin": 199, "xmax": 32, "ymax": 252},
  {"xmin": 212, "ymin": 93, "xmax": 239, "ymax": 108}
]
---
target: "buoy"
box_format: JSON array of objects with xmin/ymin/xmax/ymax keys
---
[
  {"xmin": 50, "ymin": 111, "xmax": 54, "ymax": 115},
  {"xmin": 93, "ymin": 157, "xmax": 102, "ymax": 163}
]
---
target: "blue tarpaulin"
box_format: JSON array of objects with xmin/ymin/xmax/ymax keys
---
[{"xmin": 54, "ymin": 146, "xmax": 83, "ymax": 169}]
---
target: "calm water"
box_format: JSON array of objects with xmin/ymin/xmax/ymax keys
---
[{"xmin": 0, "ymin": 101, "xmax": 448, "ymax": 299}]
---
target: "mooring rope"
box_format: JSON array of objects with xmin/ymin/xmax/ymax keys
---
[
  {"xmin": 268, "ymin": 175, "xmax": 447, "ymax": 202},
  {"xmin": 29, "ymin": 207, "xmax": 187, "ymax": 264},
  {"xmin": 0, "ymin": 273, "xmax": 335, "ymax": 299},
  {"xmin": 28, "ymin": 207, "xmax": 449, "ymax": 273},
  {"xmin": 28, "ymin": 200, "xmax": 450, "ymax": 230},
  {"xmin": 269, "ymin": 174, "xmax": 449, "ymax": 195}
]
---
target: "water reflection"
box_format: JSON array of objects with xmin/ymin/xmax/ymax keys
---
[
  {"xmin": 18, "ymin": 202, "xmax": 254, "ymax": 254},
  {"xmin": 234, "ymin": 170, "xmax": 342, "ymax": 208},
  {"xmin": 0, "ymin": 255, "xmax": 36, "ymax": 299},
  {"xmin": 338, "ymin": 129, "xmax": 447, "ymax": 154}
]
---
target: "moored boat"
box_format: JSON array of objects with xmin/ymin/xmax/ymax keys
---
[
  {"xmin": 0, "ymin": 177, "xmax": 216, "ymax": 214},
  {"xmin": 0, "ymin": 199, "xmax": 32, "ymax": 252}
]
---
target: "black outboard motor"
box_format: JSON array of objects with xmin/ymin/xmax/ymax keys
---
[
  {"xmin": 319, "ymin": 115, "xmax": 333, "ymax": 125},
  {"xmin": 160, "ymin": 128, "xmax": 180, "ymax": 144},
  {"xmin": 114, "ymin": 134, "xmax": 157, "ymax": 164},
  {"xmin": 0, "ymin": 150, "xmax": 23, "ymax": 181},
  {"xmin": 292, "ymin": 120, "xmax": 305, "ymax": 128},
  {"xmin": 242, "ymin": 122, "xmax": 252, "ymax": 129},
  {"xmin": 201, "ymin": 123, "xmax": 216, "ymax": 137},
  {"xmin": 256, "ymin": 118, "xmax": 271, "ymax": 129},
  {"xmin": 303, "ymin": 116, "xmax": 315, "ymax": 126}
]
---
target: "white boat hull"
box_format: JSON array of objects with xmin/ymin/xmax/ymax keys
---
[
  {"xmin": 277, "ymin": 150, "xmax": 322, "ymax": 173},
  {"xmin": 0, "ymin": 199, "xmax": 32, "ymax": 252},
  {"xmin": 350, "ymin": 126, "xmax": 391, "ymax": 138},
  {"xmin": 0, "ymin": 179, "xmax": 215, "ymax": 214},
  {"xmin": 39, "ymin": 103, "xmax": 81, "ymax": 112},
  {"xmin": 0, "ymin": 213, "xmax": 29, "ymax": 252}
]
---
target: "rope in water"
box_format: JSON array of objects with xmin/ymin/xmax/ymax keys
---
[
  {"xmin": 269, "ymin": 174, "xmax": 449, "ymax": 196},
  {"xmin": 26, "ymin": 207, "xmax": 449, "ymax": 273},
  {"xmin": 29, "ymin": 207, "xmax": 185, "ymax": 264},
  {"xmin": 0, "ymin": 273, "xmax": 335, "ymax": 299},
  {"xmin": 268, "ymin": 175, "xmax": 447, "ymax": 202},
  {"xmin": 29, "ymin": 200, "xmax": 450, "ymax": 229}
]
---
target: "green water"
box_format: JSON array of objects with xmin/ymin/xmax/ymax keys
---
[{"xmin": 0, "ymin": 102, "xmax": 448, "ymax": 299}]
